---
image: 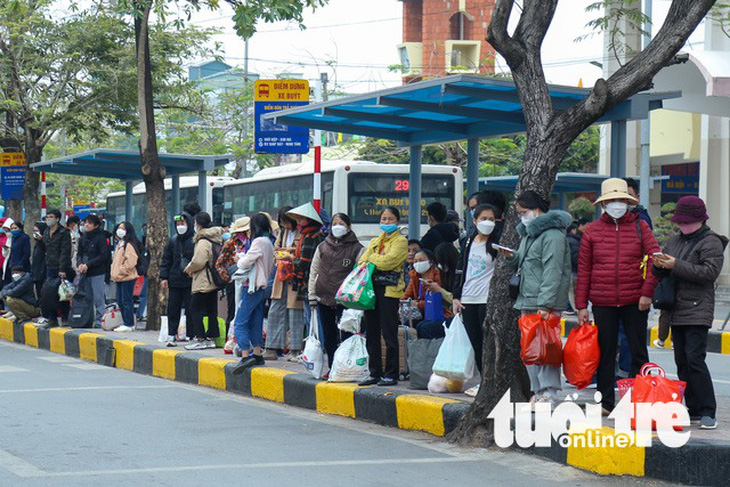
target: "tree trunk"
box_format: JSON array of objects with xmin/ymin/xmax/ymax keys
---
[
  {"xmin": 448, "ymin": 138, "xmax": 569, "ymax": 447},
  {"xmin": 22, "ymin": 137, "xmax": 42, "ymax": 238},
  {"xmin": 135, "ymin": 5, "xmax": 167, "ymax": 331}
]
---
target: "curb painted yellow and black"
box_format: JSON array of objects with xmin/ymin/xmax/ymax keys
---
[{"xmin": 2, "ymin": 317, "xmax": 729, "ymax": 486}]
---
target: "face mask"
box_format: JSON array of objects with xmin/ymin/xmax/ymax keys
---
[
  {"xmin": 10, "ymin": 230, "xmax": 21, "ymax": 238},
  {"xmin": 236, "ymin": 233, "xmax": 248, "ymax": 243},
  {"xmin": 176, "ymin": 225, "xmax": 187, "ymax": 235},
  {"xmin": 605, "ymin": 201, "xmax": 628, "ymax": 220},
  {"xmin": 11, "ymin": 273, "xmax": 21, "ymax": 282},
  {"xmin": 46, "ymin": 219, "xmax": 57, "ymax": 227},
  {"xmin": 476, "ymin": 220, "xmax": 495, "ymax": 236},
  {"xmin": 331, "ymin": 225, "xmax": 348, "ymax": 238},
  {"xmin": 678, "ymin": 222, "xmax": 702, "ymax": 235},
  {"xmin": 520, "ymin": 210, "xmax": 536, "ymax": 226},
  {"xmin": 413, "ymin": 261, "xmax": 431, "ymax": 275},
  {"xmin": 116, "ymin": 228, "xmax": 126, "ymax": 239},
  {"xmin": 380, "ymin": 223, "xmax": 398, "ymax": 234},
  {"xmin": 222, "ymin": 232, "xmax": 231, "ymax": 241}
]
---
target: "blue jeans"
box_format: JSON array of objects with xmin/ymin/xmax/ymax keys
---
[
  {"xmin": 234, "ymin": 288, "xmax": 266, "ymax": 349},
  {"xmin": 136, "ymin": 277, "xmax": 147, "ymax": 319},
  {"xmin": 116, "ymin": 280, "xmax": 135, "ymax": 327}
]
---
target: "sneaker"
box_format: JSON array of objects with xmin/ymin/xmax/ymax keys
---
[
  {"xmin": 690, "ymin": 415, "xmax": 701, "ymax": 425},
  {"xmin": 5, "ymin": 313, "xmax": 16, "ymax": 322},
  {"xmin": 464, "ymin": 385, "xmax": 480, "ymax": 397},
  {"xmin": 359, "ymin": 376, "xmax": 380, "ymax": 386},
  {"xmin": 232, "ymin": 356, "xmax": 256, "ymax": 375},
  {"xmin": 699, "ymin": 416, "xmax": 717, "ymax": 430},
  {"xmin": 2, "ymin": 311, "xmax": 14, "ymax": 318},
  {"xmin": 166, "ymin": 340, "xmax": 177, "ymax": 348},
  {"xmin": 262, "ymin": 349, "xmax": 278, "ymax": 361},
  {"xmin": 185, "ymin": 339, "xmax": 209, "ymax": 350},
  {"xmin": 286, "ymin": 351, "xmax": 301, "ymax": 363},
  {"xmin": 234, "ymin": 344, "xmax": 242, "ymax": 357},
  {"xmin": 205, "ymin": 339, "xmax": 217, "ymax": 349},
  {"xmin": 377, "ymin": 377, "xmax": 398, "ymax": 387},
  {"xmin": 115, "ymin": 325, "xmax": 133, "ymax": 332},
  {"xmin": 175, "ymin": 335, "xmax": 191, "ymax": 342},
  {"xmin": 34, "ymin": 317, "xmax": 49, "ymax": 327},
  {"xmin": 652, "ymin": 338, "xmax": 665, "ymax": 348}
]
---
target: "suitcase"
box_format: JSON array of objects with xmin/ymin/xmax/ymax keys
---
[{"xmin": 381, "ymin": 325, "xmax": 416, "ymax": 381}]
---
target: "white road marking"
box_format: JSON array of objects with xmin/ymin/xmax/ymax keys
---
[
  {"xmin": 63, "ymin": 363, "xmax": 107, "ymax": 371},
  {"xmin": 0, "ymin": 449, "xmax": 46, "ymax": 478},
  {"xmin": 0, "ymin": 366, "xmax": 28, "ymax": 373},
  {"xmin": 36, "ymin": 356, "xmax": 77, "ymax": 364},
  {"xmin": 0, "ymin": 385, "xmax": 180, "ymax": 394}
]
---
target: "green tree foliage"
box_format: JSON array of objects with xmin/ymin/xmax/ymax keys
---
[
  {"xmin": 568, "ymin": 196, "xmax": 595, "ymax": 220},
  {"xmin": 653, "ymin": 202, "xmax": 679, "ymax": 247}
]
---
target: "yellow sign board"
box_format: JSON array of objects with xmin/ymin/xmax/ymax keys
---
[
  {"xmin": 1, "ymin": 152, "xmax": 26, "ymax": 167},
  {"xmin": 254, "ymin": 79, "xmax": 309, "ymax": 102}
]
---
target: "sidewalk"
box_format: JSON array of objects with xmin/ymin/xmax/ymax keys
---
[{"xmin": 2, "ymin": 317, "xmax": 729, "ymax": 486}]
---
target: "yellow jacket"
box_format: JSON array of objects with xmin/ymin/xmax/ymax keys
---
[{"xmin": 359, "ymin": 231, "xmax": 408, "ymax": 299}]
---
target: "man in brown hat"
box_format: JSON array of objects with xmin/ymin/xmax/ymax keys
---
[
  {"xmin": 653, "ymin": 196, "xmax": 728, "ymax": 430},
  {"xmin": 576, "ymin": 178, "xmax": 661, "ymax": 412}
]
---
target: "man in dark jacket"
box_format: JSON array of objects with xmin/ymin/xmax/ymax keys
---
[
  {"xmin": 624, "ymin": 177, "xmax": 653, "ymax": 229},
  {"xmin": 77, "ymin": 214, "xmax": 110, "ymax": 327},
  {"xmin": 160, "ymin": 212, "xmax": 195, "ymax": 343},
  {"xmin": 42, "ymin": 209, "xmax": 72, "ymax": 279},
  {"xmin": 420, "ymin": 202, "xmax": 459, "ymax": 251},
  {"xmin": 653, "ymin": 196, "xmax": 727, "ymax": 430},
  {"xmin": 31, "ymin": 221, "xmax": 47, "ymax": 298},
  {"xmin": 1, "ymin": 266, "xmax": 39, "ymax": 322}
]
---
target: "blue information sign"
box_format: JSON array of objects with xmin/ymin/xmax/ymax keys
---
[
  {"xmin": 1, "ymin": 166, "xmax": 25, "ymax": 200},
  {"xmin": 254, "ymin": 79, "xmax": 310, "ymax": 154}
]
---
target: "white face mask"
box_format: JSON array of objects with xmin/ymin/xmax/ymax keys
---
[
  {"xmin": 330, "ymin": 225, "xmax": 348, "ymax": 238},
  {"xmin": 176, "ymin": 225, "xmax": 187, "ymax": 235},
  {"xmin": 520, "ymin": 210, "xmax": 536, "ymax": 226},
  {"xmin": 605, "ymin": 201, "xmax": 628, "ymax": 220},
  {"xmin": 476, "ymin": 220, "xmax": 495, "ymax": 236},
  {"xmin": 11, "ymin": 273, "xmax": 21, "ymax": 282},
  {"xmin": 116, "ymin": 228, "xmax": 126, "ymax": 239},
  {"xmin": 413, "ymin": 260, "xmax": 431, "ymax": 275}
]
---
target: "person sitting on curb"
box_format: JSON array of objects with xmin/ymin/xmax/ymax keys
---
[{"xmin": 0, "ymin": 266, "xmax": 39, "ymax": 322}]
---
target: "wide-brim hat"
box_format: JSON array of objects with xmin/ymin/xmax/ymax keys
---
[
  {"xmin": 230, "ymin": 216, "xmax": 250, "ymax": 234},
  {"xmin": 286, "ymin": 202, "xmax": 323, "ymax": 225},
  {"xmin": 594, "ymin": 178, "xmax": 638, "ymax": 205},
  {"xmin": 2, "ymin": 217, "xmax": 14, "ymax": 229},
  {"xmin": 258, "ymin": 211, "xmax": 279, "ymax": 232},
  {"xmin": 670, "ymin": 196, "xmax": 709, "ymax": 224}
]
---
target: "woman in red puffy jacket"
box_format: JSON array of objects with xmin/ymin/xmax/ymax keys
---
[{"xmin": 576, "ymin": 178, "xmax": 660, "ymax": 412}]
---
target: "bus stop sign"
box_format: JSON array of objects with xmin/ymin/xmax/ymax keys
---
[
  {"xmin": 1, "ymin": 152, "xmax": 26, "ymax": 200},
  {"xmin": 254, "ymin": 79, "xmax": 310, "ymax": 154}
]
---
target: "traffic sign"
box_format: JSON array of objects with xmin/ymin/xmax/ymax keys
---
[
  {"xmin": 254, "ymin": 79, "xmax": 310, "ymax": 154},
  {"xmin": 1, "ymin": 152, "xmax": 26, "ymax": 200}
]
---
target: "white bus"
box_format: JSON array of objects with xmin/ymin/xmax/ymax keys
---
[
  {"xmin": 222, "ymin": 161, "xmax": 463, "ymax": 241},
  {"xmin": 105, "ymin": 176, "xmax": 233, "ymax": 231}
]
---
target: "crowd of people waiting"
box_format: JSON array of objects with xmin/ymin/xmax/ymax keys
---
[{"xmin": 0, "ymin": 176, "xmax": 724, "ymax": 430}]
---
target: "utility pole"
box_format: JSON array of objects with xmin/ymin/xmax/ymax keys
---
[{"xmin": 242, "ymin": 39, "xmax": 250, "ymax": 179}]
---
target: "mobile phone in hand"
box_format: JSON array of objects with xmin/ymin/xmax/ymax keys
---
[{"xmin": 492, "ymin": 243, "xmax": 515, "ymax": 253}]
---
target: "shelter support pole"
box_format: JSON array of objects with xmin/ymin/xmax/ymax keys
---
[
  {"xmin": 198, "ymin": 170, "xmax": 207, "ymax": 213},
  {"xmin": 466, "ymin": 138, "xmax": 480, "ymax": 231},
  {"xmin": 125, "ymin": 181, "xmax": 133, "ymax": 223},
  {"xmin": 172, "ymin": 175, "xmax": 181, "ymax": 217},
  {"xmin": 610, "ymin": 120, "xmax": 627, "ymax": 178},
  {"xmin": 639, "ymin": 0, "xmax": 652, "ymax": 209},
  {"xmin": 559, "ymin": 192, "xmax": 567, "ymax": 211},
  {"xmin": 408, "ymin": 145, "xmax": 422, "ymax": 240}
]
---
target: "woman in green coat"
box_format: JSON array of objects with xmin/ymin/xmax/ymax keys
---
[{"xmin": 500, "ymin": 191, "xmax": 572, "ymax": 405}]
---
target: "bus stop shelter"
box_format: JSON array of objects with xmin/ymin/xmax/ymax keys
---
[
  {"xmin": 31, "ymin": 149, "xmax": 233, "ymax": 218},
  {"xmin": 265, "ymin": 74, "xmax": 679, "ymax": 238}
]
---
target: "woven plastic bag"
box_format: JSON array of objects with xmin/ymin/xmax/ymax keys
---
[
  {"xmin": 329, "ymin": 334, "xmax": 369, "ymax": 382},
  {"xmin": 335, "ymin": 263, "xmax": 376, "ymax": 310},
  {"xmin": 563, "ymin": 322, "xmax": 600, "ymax": 389},
  {"xmin": 432, "ymin": 314, "xmax": 475, "ymax": 381}
]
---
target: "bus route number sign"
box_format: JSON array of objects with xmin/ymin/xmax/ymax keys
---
[{"xmin": 254, "ymin": 79, "xmax": 310, "ymax": 155}]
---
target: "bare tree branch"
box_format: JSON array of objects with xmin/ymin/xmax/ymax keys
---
[{"xmin": 486, "ymin": 0, "xmax": 524, "ymax": 68}]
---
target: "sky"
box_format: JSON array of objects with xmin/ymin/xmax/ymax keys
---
[{"xmin": 185, "ymin": 0, "xmax": 710, "ymax": 94}]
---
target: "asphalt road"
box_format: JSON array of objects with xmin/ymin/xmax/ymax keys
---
[{"xmin": 0, "ymin": 339, "xmax": 683, "ymax": 487}]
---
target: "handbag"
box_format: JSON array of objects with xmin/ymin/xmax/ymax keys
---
[
  {"xmin": 372, "ymin": 271, "xmax": 399, "ymax": 286},
  {"xmin": 652, "ymin": 232, "xmax": 706, "ymax": 310},
  {"xmin": 508, "ymin": 239, "xmax": 535, "ymax": 300},
  {"xmin": 424, "ymin": 291, "xmax": 445, "ymax": 322}
]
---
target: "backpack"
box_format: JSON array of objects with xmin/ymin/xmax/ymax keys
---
[
  {"xmin": 39, "ymin": 277, "xmax": 62, "ymax": 318},
  {"xmin": 203, "ymin": 238, "xmax": 226, "ymax": 289},
  {"xmin": 69, "ymin": 277, "xmax": 94, "ymax": 329},
  {"xmin": 136, "ymin": 245, "xmax": 149, "ymax": 276}
]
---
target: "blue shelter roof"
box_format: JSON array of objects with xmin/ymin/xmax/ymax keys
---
[
  {"xmin": 480, "ymin": 172, "xmax": 608, "ymax": 194},
  {"xmin": 31, "ymin": 149, "xmax": 233, "ymax": 180},
  {"xmin": 265, "ymin": 74, "xmax": 679, "ymax": 146}
]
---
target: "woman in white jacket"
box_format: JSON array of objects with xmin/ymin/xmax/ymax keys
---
[{"xmin": 232, "ymin": 214, "xmax": 275, "ymax": 374}]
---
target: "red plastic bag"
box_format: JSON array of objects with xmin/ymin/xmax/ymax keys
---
[
  {"xmin": 133, "ymin": 276, "xmax": 145, "ymax": 297},
  {"xmin": 275, "ymin": 260, "xmax": 293, "ymax": 282},
  {"xmin": 518, "ymin": 313, "xmax": 562, "ymax": 366},
  {"xmin": 563, "ymin": 323, "xmax": 600, "ymax": 390},
  {"xmin": 630, "ymin": 363, "xmax": 686, "ymax": 431}
]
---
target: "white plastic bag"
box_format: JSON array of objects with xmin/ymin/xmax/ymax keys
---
[
  {"xmin": 157, "ymin": 316, "xmax": 169, "ymax": 342},
  {"xmin": 338, "ymin": 309, "xmax": 364, "ymax": 334},
  {"xmin": 301, "ymin": 312, "xmax": 326, "ymax": 379},
  {"xmin": 431, "ymin": 314, "xmax": 476, "ymax": 381},
  {"xmin": 58, "ymin": 279, "xmax": 76, "ymax": 302},
  {"xmin": 427, "ymin": 373, "xmax": 465, "ymax": 393},
  {"xmin": 329, "ymin": 334, "xmax": 369, "ymax": 382}
]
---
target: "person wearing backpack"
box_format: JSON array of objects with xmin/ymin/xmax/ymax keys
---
[
  {"xmin": 76, "ymin": 215, "xmax": 110, "ymax": 328},
  {"xmin": 184, "ymin": 212, "xmax": 223, "ymax": 350},
  {"xmin": 160, "ymin": 212, "xmax": 195, "ymax": 344},
  {"xmin": 110, "ymin": 222, "xmax": 141, "ymax": 332}
]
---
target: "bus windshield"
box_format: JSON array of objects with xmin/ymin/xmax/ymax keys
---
[{"xmin": 348, "ymin": 173, "xmax": 455, "ymax": 224}]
